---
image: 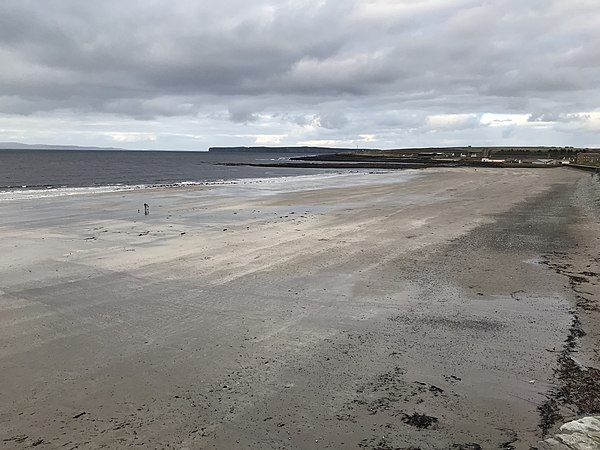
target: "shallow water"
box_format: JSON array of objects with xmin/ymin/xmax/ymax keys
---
[{"xmin": 0, "ymin": 149, "xmax": 334, "ymax": 192}]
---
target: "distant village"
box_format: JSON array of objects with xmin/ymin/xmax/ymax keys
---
[{"xmin": 350, "ymin": 146, "xmax": 600, "ymax": 167}]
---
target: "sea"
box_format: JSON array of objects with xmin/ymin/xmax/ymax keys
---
[{"xmin": 0, "ymin": 149, "xmax": 337, "ymax": 200}]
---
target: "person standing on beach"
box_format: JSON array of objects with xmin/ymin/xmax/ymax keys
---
[{"xmin": 144, "ymin": 203, "xmax": 149, "ymax": 215}]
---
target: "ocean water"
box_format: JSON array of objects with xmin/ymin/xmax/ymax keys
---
[{"xmin": 0, "ymin": 149, "xmax": 334, "ymax": 199}]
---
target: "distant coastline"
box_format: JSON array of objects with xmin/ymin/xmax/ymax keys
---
[
  {"xmin": 208, "ymin": 146, "xmax": 368, "ymax": 154},
  {"xmin": 216, "ymin": 145, "xmax": 600, "ymax": 170},
  {"xmin": 3, "ymin": 142, "xmax": 598, "ymax": 155},
  {"xmin": 0, "ymin": 142, "xmax": 126, "ymax": 151}
]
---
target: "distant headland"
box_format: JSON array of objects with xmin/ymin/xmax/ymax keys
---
[
  {"xmin": 208, "ymin": 146, "xmax": 367, "ymax": 154},
  {"xmin": 0, "ymin": 142, "xmax": 125, "ymax": 151}
]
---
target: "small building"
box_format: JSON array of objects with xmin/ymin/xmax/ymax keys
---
[{"xmin": 576, "ymin": 152, "xmax": 600, "ymax": 166}]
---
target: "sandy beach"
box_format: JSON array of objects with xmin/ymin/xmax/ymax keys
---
[{"xmin": 1, "ymin": 167, "xmax": 599, "ymax": 449}]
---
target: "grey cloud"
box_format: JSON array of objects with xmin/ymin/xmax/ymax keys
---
[
  {"xmin": 228, "ymin": 102, "xmax": 260, "ymax": 123},
  {"xmin": 290, "ymin": 115, "xmax": 310, "ymax": 127},
  {"xmin": 2, "ymin": 1, "xmax": 597, "ymax": 105},
  {"xmin": 375, "ymin": 111, "xmax": 428, "ymax": 130},
  {"xmin": 0, "ymin": 0, "xmax": 599, "ymax": 147},
  {"xmin": 103, "ymin": 98, "xmax": 198, "ymax": 120},
  {"xmin": 528, "ymin": 112, "xmax": 591, "ymax": 123},
  {"xmin": 315, "ymin": 111, "xmax": 349, "ymax": 129}
]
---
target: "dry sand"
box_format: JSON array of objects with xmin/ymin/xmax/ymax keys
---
[{"xmin": 1, "ymin": 167, "xmax": 599, "ymax": 449}]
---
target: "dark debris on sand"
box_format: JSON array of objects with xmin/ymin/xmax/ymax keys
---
[
  {"xmin": 401, "ymin": 412, "xmax": 439, "ymax": 429},
  {"xmin": 358, "ymin": 437, "xmax": 414, "ymax": 450},
  {"xmin": 537, "ymin": 252, "xmax": 600, "ymax": 435}
]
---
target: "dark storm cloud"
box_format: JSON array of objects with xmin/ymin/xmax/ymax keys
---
[{"xmin": 0, "ymin": 0, "xmax": 599, "ymax": 147}]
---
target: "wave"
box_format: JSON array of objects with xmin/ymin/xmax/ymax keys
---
[
  {"xmin": 0, "ymin": 181, "xmax": 216, "ymax": 202},
  {"xmin": 0, "ymin": 170, "xmax": 417, "ymax": 202},
  {"xmin": 0, "ymin": 172, "xmax": 355, "ymax": 202}
]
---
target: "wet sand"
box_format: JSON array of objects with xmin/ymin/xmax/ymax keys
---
[{"xmin": 1, "ymin": 168, "xmax": 599, "ymax": 449}]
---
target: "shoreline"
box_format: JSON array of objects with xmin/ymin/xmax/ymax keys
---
[
  {"xmin": 0, "ymin": 170, "xmax": 373, "ymax": 202},
  {"xmin": 5, "ymin": 160, "xmax": 582, "ymax": 203},
  {"xmin": 218, "ymin": 160, "xmax": 559, "ymax": 170},
  {"xmin": 1, "ymin": 167, "xmax": 599, "ymax": 448}
]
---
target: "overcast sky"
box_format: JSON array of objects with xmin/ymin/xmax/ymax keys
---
[{"xmin": 1, "ymin": 0, "xmax": 599, "ymax": 150}]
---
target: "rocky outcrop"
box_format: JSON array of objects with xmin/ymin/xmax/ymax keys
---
[{"xmin": 539, "ymin": 416, "xmax": 600, "ymax": 449}]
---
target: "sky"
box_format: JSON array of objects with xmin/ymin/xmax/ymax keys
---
[{"xmin": 0, "ymin": 0, "xmax": 599, "ymax": 150}]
